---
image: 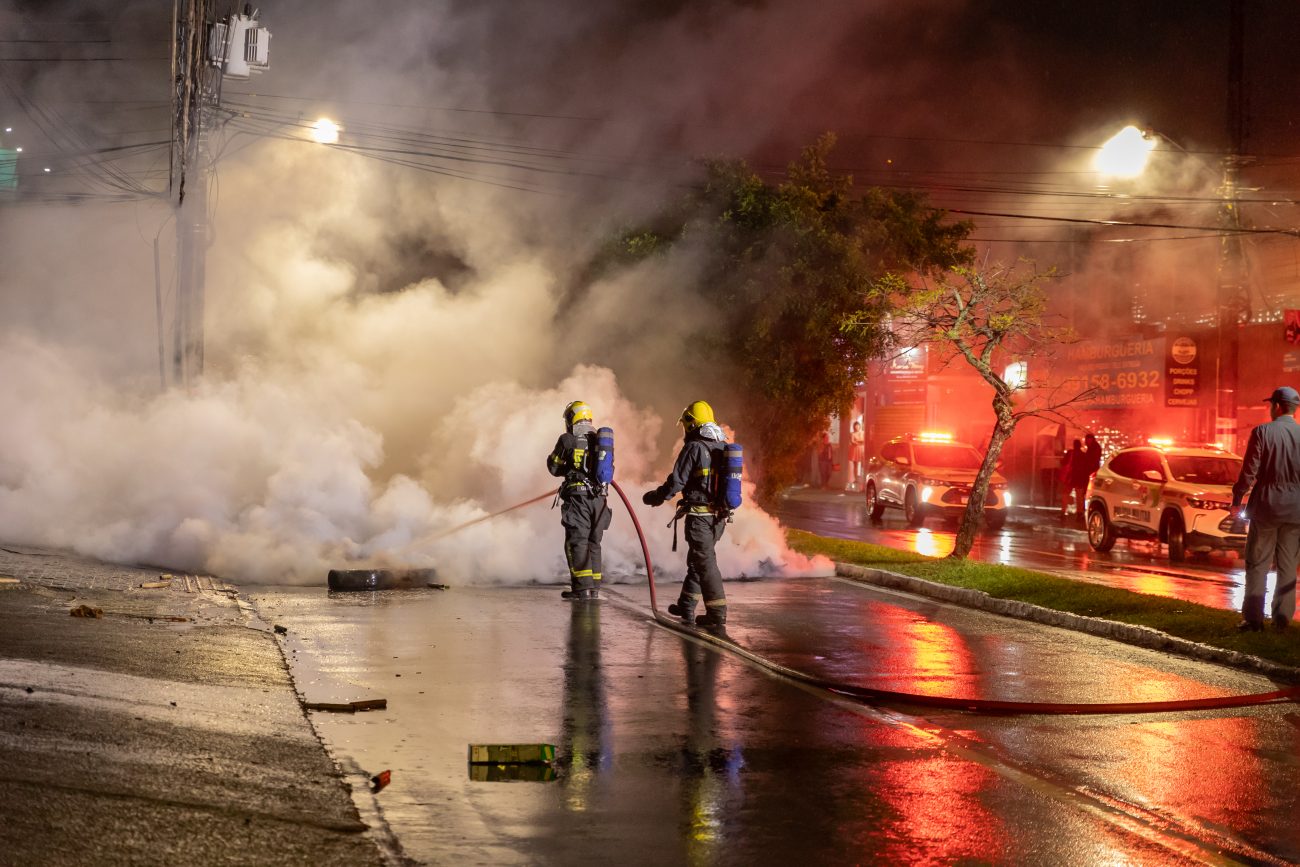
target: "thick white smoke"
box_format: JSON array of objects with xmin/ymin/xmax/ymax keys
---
[
  {"xmin": 0, "ymin": 327, "xmax": 829, "ymax": 584},
  {"xmin": 3, "ymin": 0, "xmax": 965, "ymax": 585},
  {"xmin": 0, "ymin": 133, "xmax": 831, "ymax": 584}
]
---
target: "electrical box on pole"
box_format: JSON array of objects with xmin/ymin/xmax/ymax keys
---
[{"xmin": 209, "ymin": 11, "xmax": 271, "ymax": 79}]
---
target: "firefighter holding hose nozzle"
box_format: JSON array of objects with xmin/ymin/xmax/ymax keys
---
[
  {"xmin": 643, "ymin": 400, "xmax": 738, "ymax": 631},
  {"xmin": 548, "ymin": 400, "xmax": 614, "ymax": 601}
]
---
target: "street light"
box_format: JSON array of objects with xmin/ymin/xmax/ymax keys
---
[
  {"xmin": 310, "ymin": 118, "xmax": 340, "ymax": 144},
  {"xmin": 1094, "ymin": 125, "xmax": 1156, "ymax": 178}
]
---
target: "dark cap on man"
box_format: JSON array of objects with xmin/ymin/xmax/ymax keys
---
[{"xmin": 1264, "ymin": 386, "xmax": 1300, "ymax": 406}]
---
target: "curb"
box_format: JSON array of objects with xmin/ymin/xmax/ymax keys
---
[{"xmin": 834, "ymin": 562, "xmax": 1300, "ymax": 684}]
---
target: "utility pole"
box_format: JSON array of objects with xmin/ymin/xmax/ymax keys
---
[
  {"xmin": 170, "ymin": 0, "xmax": 212, "ymax": 388},
  {"xmin": 168, "ymin": 2, "xmax": 269, "ymax": 388},
  {"xmin": 1216, "ymin": 0, "xmax": 1250, "ymax": 451}
]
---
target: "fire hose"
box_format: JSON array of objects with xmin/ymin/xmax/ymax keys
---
[{"xmin": 428, "ymin": 481, "xmax": 1300, "ymax": 716}]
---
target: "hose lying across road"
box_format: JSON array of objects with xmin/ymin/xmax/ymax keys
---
[{"xmin": 462, "ymin": 482, "xmax": 1300, "ymax": 716}]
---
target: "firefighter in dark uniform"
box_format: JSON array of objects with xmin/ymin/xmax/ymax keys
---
[
  {"xmin": 548, "ymin": 400, "xmax": 612, "ymax": 600},
  {"xmin": 643, "ymin": 400, "xmax": 729, "ymax": 629}
]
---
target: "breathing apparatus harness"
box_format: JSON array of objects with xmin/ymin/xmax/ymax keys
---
[
  {"xmin": 667, "ymin": 422, "xmax": 744, "ymax": 551},
  {"xmin": 551, "ymin": 422, "xmax": 615, "ymax": 508}
]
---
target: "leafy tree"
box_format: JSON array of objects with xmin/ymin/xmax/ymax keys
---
[
  {"xmin": 860, "ymin": 262, "xmax": 1092, "ymax": 559},
  {"xmin": 600, "ymin": 134, "xmax": 971, "ymax": 501}
]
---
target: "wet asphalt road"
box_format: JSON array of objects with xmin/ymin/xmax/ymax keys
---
[
  {"xmin": 252, "ymin": 578, "xmax": 1300, "ymax": 866},
  {"xmin": 0, "ymin": 585, "xmax": 380, "ymax": 867},
  {"xmin": 776, "ymin": 489, "xmax": 1266, "ymax": 613}
]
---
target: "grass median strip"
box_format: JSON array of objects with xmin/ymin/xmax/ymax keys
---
[{"xmin": 786, "ymin": 529, "xmax": 1300, "ymax": 671}]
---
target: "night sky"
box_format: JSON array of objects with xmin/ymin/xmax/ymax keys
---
[
  {"xmin": 2, "ymin": 0, "xmax": 1298, "ymax": 279},
  {"xmin": 4, "ymin": 1, "xmax": 1297, "ymax": 187}
]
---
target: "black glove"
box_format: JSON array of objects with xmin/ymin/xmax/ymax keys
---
[{"xmin": 643, "ymin": 490, "xmax": 665, "ymax": 507}]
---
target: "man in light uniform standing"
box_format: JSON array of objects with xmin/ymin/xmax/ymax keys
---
[{"xmin": 1231, "ymin": 386, "xmax": 1300, "ymax": 631}]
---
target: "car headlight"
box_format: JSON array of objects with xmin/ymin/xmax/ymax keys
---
[
  {"xmin": 1003, "ymin": 492, "xmax": 1013, "ymax": 507},
  {"xmin": 917, "ymin": 476, "xmax": 948, "ymax": 486},
  {"xmin": 1187, "ymin": 497, "xmax": 1230, "ymax": 511}
]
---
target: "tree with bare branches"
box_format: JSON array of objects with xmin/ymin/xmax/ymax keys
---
[{"xmin": 855, "ymin": 262, "xmax": 1095, "ymax": 559}]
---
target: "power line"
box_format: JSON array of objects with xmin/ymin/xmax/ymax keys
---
[
  {"xmin": 221, "ymin": 100, "xmax": 618, "ymax": 164},
  {"xmin": 948, "ymin": 207, "xmax": 1299, "ymax": 237},
  {"xmin": 971, "ymin": 233, "xmax": 1226, "ymax": 244},
  {"xmin": 214, "ymin": 95, "xmax": 1300, "ymax": 212},
  {"xmin": 215, "ymin": 105, "xmax": 1300, "ymax": 222},
  {"xmin": 226, "ymin": 121, "xmax": 571, "ymax": 196},
  {"xmin": 219, "ymin": 105, "xmax": 656, "ymax": 192},
  {"xmin": 221, "ymin": 88, "xmax": 602, "ymax": 122}
]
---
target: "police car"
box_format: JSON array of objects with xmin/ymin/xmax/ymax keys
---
[
  {"xmin": 1085, "ymin": 440, "xmax": 1246, "ymax": 561},
  {"xmin": 864, "ymin": 433, "xmax": 1010, "ymax": 528}
]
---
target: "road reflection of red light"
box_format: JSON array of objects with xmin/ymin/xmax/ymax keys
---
[
  {"xmin": 910, "ymin": 529, "xmax": 953, "ymax": 558},
  {"xmin": 1087, "ymin": 570, "xmax": 1250, "ymax": 612},
  {"xmin": 874, "ymin": 754, "xmax": 1007, "ymax": 863},
  {"xmin": 1069, "ymin": 674, "xmax": 1268, "ymax": 835},
  {"xmin": 866, "ymin": 602, "xmax": 977, "ymax": 698},
  {"xmin": 1105, "ymin": 715, "xmax": 1266, "ymax": 836},
  {"xmin": 1129, "ymin": 573, "xmax": 1184, "ymax": 601}
]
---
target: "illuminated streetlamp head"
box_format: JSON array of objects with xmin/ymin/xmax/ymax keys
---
[
  {"xmin": 1094, "ymin": 125, "xmax": 1155, "ymax": 178},
  {"xmin": 310, "ymin": 118, "xmax": 339, "ymax": 144}
]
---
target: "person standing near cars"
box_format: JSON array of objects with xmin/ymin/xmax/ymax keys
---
[
  {"xmin": 847, "ymin": 421, "xmax": 865, "ymax": 492},
  {"xmin": 1059, "ymin": 439, "xmax": 1084, "ymax": 522},
  {"xmin": 1083, "ymin": 433, "xmax": 1102, "ymax": 479},
  {"xmin": 1066, "ymin": 437, "xmax": 1097, "ymax": 526},
  {"xmin": 1231, "ymin": 386, "xmax": 1300, "ymax": 631},
  {"xmin": 817, "ymin": 431, "xmax": 834, "ymax": 489}
]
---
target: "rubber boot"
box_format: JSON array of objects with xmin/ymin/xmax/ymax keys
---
[
  {"xmin": 561, "ymin": 588, "xmax": 591, "ymax": 600},
  {"xmin": 696, "ymin": 607, "xmax": 727, "ymax": 630},
  {"xmin": 667, "ymin": 602, "xmax": 695, "ymax": 624}
]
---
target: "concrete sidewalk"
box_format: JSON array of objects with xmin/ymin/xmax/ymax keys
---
[{"xmin": 0, "ymin": 545, "xmax": 390, "ymax": 866}]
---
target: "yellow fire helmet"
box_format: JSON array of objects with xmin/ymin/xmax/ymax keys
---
[
  {"xmin": 679, "ymin": 400, "xmax": 714, "ymax": 430},
  {"xmin": 564, "ymin": 400, "xmax": 593, "ymax": 428}
]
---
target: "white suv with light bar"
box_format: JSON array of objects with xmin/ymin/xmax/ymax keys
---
[
  {"xmin": 864, "ymin": 433, "xmax": 1010, "ymax": 529},
  {"xmin": 1086, "ymin": 440, "xmax": 1246, "ymax": 561}
]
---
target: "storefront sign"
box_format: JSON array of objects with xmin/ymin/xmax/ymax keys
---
[
  {"xmin": 1165, "ymin": 336, "xmax": 1200, "ymax": 407},
  {"xmin": 1060, "ymin": 337, "xmax": 1163, "ymax": 409},
  {"xmin": 881, "ymin": 346, "xmax": 926, "ymax": 405}
]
